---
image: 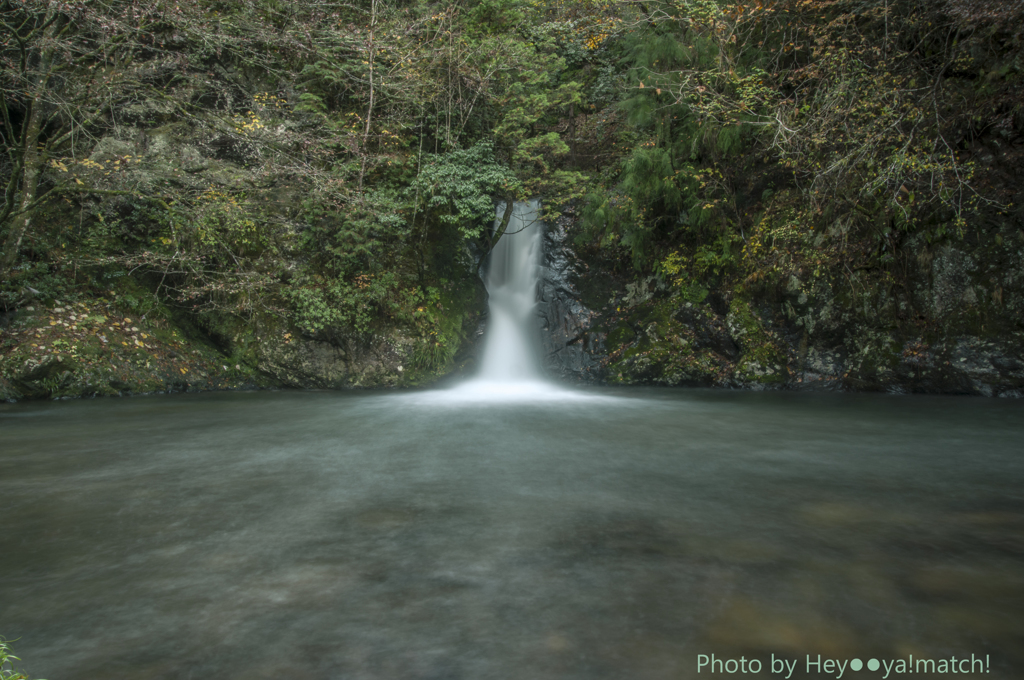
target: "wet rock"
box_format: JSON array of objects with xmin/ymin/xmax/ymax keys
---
[
  {"xmin": 0, "ymin": 376, "xmax": 18, "ymax": 401},
  {"xmin": 674, "ymin": 303, "xmax": 739, "ymax": 361},
  {"xmin": 931, "ymin": 246, "xmax": 978, "ymax": 317},
  {"xmin": 726, "ymin": 299, "xmax": 789, "ymax": 387},
  {"xmin": 258, "ymin": 335, "xmax": 409, "ymax": 389},
  {"xmin": 259, "ymin": 338, "xmax": 351, "ymax": 388},
  {"xmin": 10, "ymin": 358, "xmax": 79, "ymax": 398},
  {"xmin": 536, "ymin": 212, "xmax": 604, "ymax": 382},
  {"xmin": 914, "ymin": 337, "xmax": 1023, "ymax": 395},
  {"xmin": 794, "ymin": 347, "xmax": 845, "ymax": 390}
]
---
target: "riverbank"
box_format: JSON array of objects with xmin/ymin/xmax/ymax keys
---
[
  {"xmin": 0, "ymin": 297, "xmax": 269, "ymax": 401},
  {"xmin": 5, "ymin": 295, "xmax": 1023, "ymax": 401},
  {"xmin": 0, "ymin": 286, "xmax": 484, "ymax": 402}
]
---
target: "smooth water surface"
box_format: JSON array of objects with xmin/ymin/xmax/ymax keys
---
[{"xmin": 2, "ymin": 388, "xmax": 1023, "ymax": 679}]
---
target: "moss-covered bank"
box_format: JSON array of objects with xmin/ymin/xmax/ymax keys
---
[{"xmin": 1, "ymin": 285, "xmax": 485, "ymax": 401}]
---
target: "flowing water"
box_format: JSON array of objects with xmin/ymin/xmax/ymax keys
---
[
  {"xmin": 476, "ymin": 200, "xmax": 544, "ymax": 384},
  {"xmin": 2, "ymin": 390, "xmax": 1023, "ymax": 679},
  {"xmin": 3, "ymin": 204, "xmax": 1024, "ymax": 678},
  {"xmin": 444, "ymin": 199, "xmax": 555, "ymax": 403}
]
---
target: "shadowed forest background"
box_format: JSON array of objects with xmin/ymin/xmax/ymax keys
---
[{"xmin": 2, "ymin": 0, "xmax": 1022, "ymax": 398}]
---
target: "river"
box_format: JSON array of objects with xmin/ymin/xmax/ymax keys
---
[{"xmin": 2, "ymin": 387, "xmax": 1023, "ymax": 679}]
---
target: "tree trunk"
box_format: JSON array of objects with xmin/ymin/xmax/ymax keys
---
[
  {"xmin": 1, "ymin": 58, "xmax": 51, "ymax": 270},
  {"xmin": 1, "ymin": 19, "xmax": 55, "ymax": 273},
  {"xmin": 568, "ymin": 101, "xmax": 576, "ymax": 166},
  {"xmin": 2, "ymin": 110, "xmax": 45, "ymax": 269},
  {"xmin": 476, "ymin": 199, "xmax": 515, "ymax": 277},
  {"xmin": 357, "ymin": 0, "xmax": 378, "ymax": 194}
]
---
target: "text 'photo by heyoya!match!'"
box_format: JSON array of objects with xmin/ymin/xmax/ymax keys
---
[{"xmin": 698, "ymin": 653, "xmax": 992, "ymax": 677}]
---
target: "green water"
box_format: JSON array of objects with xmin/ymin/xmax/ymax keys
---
[{"xmin": 1, "ymin": 388, "xmax": 1022, "ymax": 679}]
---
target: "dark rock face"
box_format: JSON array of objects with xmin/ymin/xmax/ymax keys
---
[
  {"xmin": 536, "ymin": 213, "xmax": 604, "ymax": 383},
  {"xmin": 533, "ymin": 207, "xmax": 1024, "ymax": 396},
  {"xmin": 673, "ymin": 304, "xmax": 739, "ymax": 361},
  {"xmin": 257, "ymin": 336, "xmax": 404, "ymax": 389},
  {"xmin": 887, "ymin": 337, "xmax": 1024, "ymax": 397}
]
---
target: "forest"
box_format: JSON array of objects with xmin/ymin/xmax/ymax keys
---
[
  {"xmin": 2, "ymin": 3, "xmax": 1024, "ymax": 675},
  {"xmin": 2, "ymin": 0, "xmax": 1022, "ymax": 398}
]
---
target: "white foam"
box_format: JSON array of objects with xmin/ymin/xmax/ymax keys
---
[{"xmin": 384, "ymin": 379, "xmax": 622, "ymax": 408}]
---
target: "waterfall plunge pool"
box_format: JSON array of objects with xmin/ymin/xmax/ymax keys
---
[{"xmin": 2, "ymin": 387, "xmax": 1023, "ymax": 679}]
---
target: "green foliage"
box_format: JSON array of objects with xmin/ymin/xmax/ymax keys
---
[
  {"xmin": 2, "ymin": 0, "xmax": 1020, "ymax": 390},
  {"xmin": 727, "ymin": 298, "xmax": 786, "ymax": 384},
  {"xmin": 657, "ymin": 251, "xmax": 710, "ymax": 304},
  {"xmin": 470, "ymin": 0, "xmax": 527, "ymax": 33},
  {"xmin": 301, "ymin": 189, "xmax": 410, "ymax": 277},
  {"xmin": 410, "ymin": 142, "xmax": 521, "ymax": 241},
  {"xmin": 110, "ymin": 275, "xmax": 166, "ymax": 320},
  {"xmin": 408, "ymin": 285, "xmax": 464, "ymax": 374},
  {"xmin": 580, "ymin": 0, "xmax": 1018, "ymax": 308},
  {"xmin": 190, "ymin": 188, "xmax": 273, "ymax": 260},
  {"xmin": 579, "ymin": 8, "xmax": 755, "ymax": 268},
  {"xmin": 477, "ymin": 24, "xmax": 583, "ymax": 174},
  {"xmin": 579, "ymin": 145, "xmax": 695, "ymax": 267},
  {"xmin": 0, "ymin": 261, "xmax": 74, "ymax": 309},
  {"xmin": 288, "ymin": 270, "xmax": 406, "ymax": 336},
  {"xmin": 692, "ymin": 232, "xmax": 740, "ymax": 277},
  {"xmin": 0, "ymin": 638, "xmax": 45, "ymax": 680}
]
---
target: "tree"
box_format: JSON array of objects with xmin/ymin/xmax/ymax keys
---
[{"xmin": 0, "ymin": 0, "xmax": 205, "ymax": 273}]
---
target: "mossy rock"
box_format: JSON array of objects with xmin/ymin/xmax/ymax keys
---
[
  {"xmin": 0, "ymin": 376, "xmax": 21, "ymax": 401},
  {"xmin": 844, "ymin": 330, "xmax": 903, "ymax": 387},
  {"xmin": 606, "ymin": 321, "xmax": 636, "ymax": 348},
  {"xmin": 727, "ymin": 298, "xmax": 789, "ymax": 385}
]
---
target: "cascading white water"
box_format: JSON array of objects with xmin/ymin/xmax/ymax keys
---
[
  {"xmin": 477, "ymin": 200, "xmax": 544, "ymax": 382},
  {"xmin": 437, "ymin": 199, "xmax": 566, "ymax": 401},
  {"xmin": 402, "ymin": 200, "xmax": 612, "ymax": 404}
]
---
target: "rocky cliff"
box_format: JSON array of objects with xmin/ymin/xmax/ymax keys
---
[{"xmin": 534, "ymin": 201, "xmax": 1024, "ymax": 397}]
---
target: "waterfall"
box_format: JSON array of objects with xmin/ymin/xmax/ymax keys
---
[
  {"xmin": 417, "ymin": 199, "xmax": 607, "ymax": 404},
  {"xmin": 477, "ymin": 199, "xmax": 544, "ymax": 382},
  {"xmin": 442, "ymin": 199, "xmax": 557, "ymax": 400}
]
